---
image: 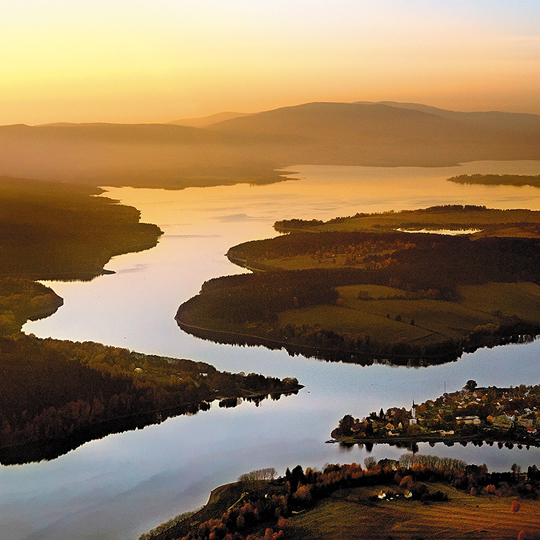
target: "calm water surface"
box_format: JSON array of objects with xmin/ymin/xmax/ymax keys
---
[{"xmin": 3, "ymin": 162, "xmax": 540, "ymax": 540}]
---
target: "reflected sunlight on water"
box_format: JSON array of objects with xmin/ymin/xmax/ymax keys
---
[{"xmin": 11, "ymin": 161, "xmax": 540, "ymax": 540}]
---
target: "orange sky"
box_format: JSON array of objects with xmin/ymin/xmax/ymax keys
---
[{"xmin": 1, "ymin": 1, "xmax": 539, "ymax": 124}]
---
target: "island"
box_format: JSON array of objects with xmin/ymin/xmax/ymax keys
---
[
  {"xmin": 0, "ymin": 176, "xmax": 302, "ymax": 464},
  {"xmin": 140, "ymin": 457, "xmax": 540, "ymax": 540},
  {"xmin": 448, "ymin": 173, "xmax": 540, "ymax": 189},
  {"xmin": 176, "ymin": 206, "xmax": 540, "ymax": 366},
  {"xmin": 331, "ymin": 381, "xmax": 540, "ymax": 450}
]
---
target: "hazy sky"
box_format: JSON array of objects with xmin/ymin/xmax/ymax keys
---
[{"xmin": 1, "ymin": 1, "xmax": 539, "ymax": 124}]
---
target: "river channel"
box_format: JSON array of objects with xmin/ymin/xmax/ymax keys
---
[{"xmin": 3, "ymin": 161, "xmax": 540, "ymax": 540}]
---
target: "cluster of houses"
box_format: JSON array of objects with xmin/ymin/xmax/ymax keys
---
[{"xmin": 335, "ymin": 382, "xmax": 540, "ymax": 442}]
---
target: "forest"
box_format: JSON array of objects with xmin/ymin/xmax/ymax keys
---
[
  {"xmin": 177, "ymin": 228, "xmax": 540, "ymax": 366},
  {"xmin": 0, "ymin": 177, "xmax": 302, "ymax": 463},
  {"xmin": 0, "ymin": 333, "xmax": 300, "ymax": 464},
  {"xmin": 0, "ymin": 176, "xmax": 162, "ymax": 279},
  {"xmin": 142, "ymin": 456, "xmax": 540, "ymax": 540},
  {"xmin": 448, "ymin": 174, "xmax": 540, "ymax": 188}
]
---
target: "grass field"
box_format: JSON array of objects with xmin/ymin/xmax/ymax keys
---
[
  {"xmin": 278, "ymin": 282, "xmax": 540, "ymax": 346},
  {"xmin": 459, "ymin": 282, "xmax": 540, "ymax": 322},
  {"xmin": 289, "ymin": 484, "xmax": 540, "ymax": 540},
  {"xmin": 302, "ymin": 207, "xmax": 540, "ymax": 236}
]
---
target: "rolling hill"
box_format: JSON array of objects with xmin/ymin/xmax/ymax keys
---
[{"xmin": 1, "ymin": 101, "xmax": 539, "ymax": 188}]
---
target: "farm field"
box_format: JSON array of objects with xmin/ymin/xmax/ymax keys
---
[
  {"xmin": 288, "ymin": 484, "xmax": 540, "ymax": 540},
  {"xmin": 275, "ymin": 206, "xmax": 540, "ymax": 236},
  {"xmin": 278, "ymin": 282, "xmax": 540, "ymax": 346}
]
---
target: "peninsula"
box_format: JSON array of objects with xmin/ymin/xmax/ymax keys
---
[
  {"xmin": 0, "ymin": 176, "xmax": 162, "ymax": 280},
  {"xmin": 141, "ymin": 456, "xmax": 540, "ymax": 540},
  {"xmin": 331, "ymin": 381, "xmax": 540, "ymax": 449},
  {"xmin": 176, "ymin": 206, "xmax": 540, "ymax": 366}
]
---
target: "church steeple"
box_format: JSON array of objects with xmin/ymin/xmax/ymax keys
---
[{"xmin": 409, "ymin": 399, "xmax": 416, "ymax": 424}]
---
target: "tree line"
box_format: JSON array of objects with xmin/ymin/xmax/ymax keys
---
[
  {"xmin": 146, "ymin": 455, "xmax": 540, "ymax": 540},
  {"xmin": 0, "ymin": 176, "xmax": 162, "ymax": 280},
  {"xmin": 0, "ymin": 334, "xmax": 300, "ymax": 464}
]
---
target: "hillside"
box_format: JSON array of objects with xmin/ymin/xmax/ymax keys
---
[
  {"xmin": 169, "ymin": 111, "xmax": 251, "ymax": 127},
  {"xmin": 0, "ymin": 123, "xmax": 285, "ymax": 188},
  {"xmin": 141, "ymin": 458, "xmax": 540, "ymax": 540},
  {"xmin": 208, "ymin": 101, "xmax": 540, "ymax": 165},
  {"xmin": 1, "ymin": 102, "xmax": 540, "ymax": 187}
]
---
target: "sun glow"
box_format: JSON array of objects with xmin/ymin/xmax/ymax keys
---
[{"xmin": 1, "ymin": 1, "xmax": 539, "ymax": 124}]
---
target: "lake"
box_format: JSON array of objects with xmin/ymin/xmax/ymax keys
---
[{"xmin": 3, "ymin": 161, "xmax": 540, "ymax": 540}]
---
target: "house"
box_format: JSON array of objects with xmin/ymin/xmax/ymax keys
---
[{"xmin": 456, "ymin": 416, "xmax": 481, "ymax": 425}]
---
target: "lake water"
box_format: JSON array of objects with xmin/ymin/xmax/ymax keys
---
[{"xmin": 3, "ymin": 162, "xmax": 540, "ymax": 540}]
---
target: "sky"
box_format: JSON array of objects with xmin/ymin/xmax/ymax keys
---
[{"xmin": 1, "ymin": 0, "xmax": 539, "ymax": 125}]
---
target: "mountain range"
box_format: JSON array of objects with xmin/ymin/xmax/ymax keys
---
[{"xmin": 1, "ymin": 101, "xmax": 539, "ymax": 188}]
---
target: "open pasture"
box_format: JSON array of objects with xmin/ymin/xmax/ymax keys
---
[
  {"xmin": 289, "ymin": 484, "xmax": 540, "ymax": 540},
  {"xmin": 278, "ymin": 281, "xmax": 540, "ymax": 347}
]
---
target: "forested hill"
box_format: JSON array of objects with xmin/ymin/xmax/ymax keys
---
[
  {"xmin": 1, "ymin": 102, "xmax": 540, "ymax": 187},
  {"xmin": 0, "ymin": 176, "xmax": 162, "ymax": 279},
  {"xmin": 0, "ymin": 334, "xmax": 301, "ymax": 464},
  {"xmin": 207, "ymin": 101, "xmax": 540, "ymax": 165}
]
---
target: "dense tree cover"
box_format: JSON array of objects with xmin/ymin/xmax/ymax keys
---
[
  {"xmin": 228, "ymin": 231, "xmax": 540, "ymax": 291},
  {"xmin": 228, "ymin": 231, "xmax": 421, "ymax": 269},
  {"xmin": 178, "ymin": 232, "xmax": 540, "ymax": 365},
  {"xmin": 180, "ymin": 270, "xmax": 339, "ymax": 325},
  {"xmin": 0, "ymin": 176, "xmax": 162, "ymax": 279},
  {"xmin": 144, "ymin": 456, "xmax": 540, "ymax": 540},
  {"xmin": 448, "ymin": 174, "xmax": 540, "ymax": 188},
  {"xmin": 0, "ymin": 178, "xmax": 305, "ymax": 463},
  {"xmin": 0, "ymin": 277, "xmax": 63, "ymax": 335},
  {"xmin": 0, "ymin": 334, "xmax": 300, "ymax": 464}
]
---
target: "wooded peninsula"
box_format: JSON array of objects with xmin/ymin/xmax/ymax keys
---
[
  {"xmin": 448, "ymin": 174, "xmax": 540, "ymax": 189},
  {"xmin": 0, "ymin": 176, "xmax": 163, "ymax": 280},
  {"xmin": 176, "ymin": 205, "xmax": 540, "ymax": 366},
  {"xmin": 0, "ymin": 333, "xmax": 300, "ymax": 464}
]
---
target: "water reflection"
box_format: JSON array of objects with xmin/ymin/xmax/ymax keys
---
[{"xmin": 9, "ymin": 162, "xmax": 540, "ymax": 540}]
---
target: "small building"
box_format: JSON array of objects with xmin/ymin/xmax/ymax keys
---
[{"xmin": 456, "ymin": 416, "xmax": 481, "ymax": 425}]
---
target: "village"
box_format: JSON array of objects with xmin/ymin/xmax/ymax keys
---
[{"xmin": 331, "ymin": 380, "xmax": 540, "ymax": 446}]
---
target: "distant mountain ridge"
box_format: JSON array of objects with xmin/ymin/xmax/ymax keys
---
[
  {"xmin": 204, "ymin": 101, "xmax": 540, "ymax": 166},
  {"xmin": 1, "ymin": 101, "xmax": 539, "ymax": 188},
  {"xmin": 168, "ymin": 111, "xmax": 251, "ymax": 127},
  {"xmin": 363, "ymin": 101, "xmax": 540, "ymax": 133}
]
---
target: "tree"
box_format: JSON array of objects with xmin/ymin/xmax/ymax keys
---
[
  {"xmin": 465, "ymin": 380, "xmax": 477, "ymax": 392},
  {"xmin": 364, "ymin": 456, "xmax": 377, "ymax": 470},
  {"xmin": 337, "ymin": 414, "xmax": 355, "ymax": 435}
]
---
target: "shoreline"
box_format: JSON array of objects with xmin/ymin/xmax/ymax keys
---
[
  {"xmin": 0, "ymin": 385, "xmax": 302, "ymax": 465},
  {"xmin": 327, "ymin": 432, "xmax": 540, "ymax": 448}
]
